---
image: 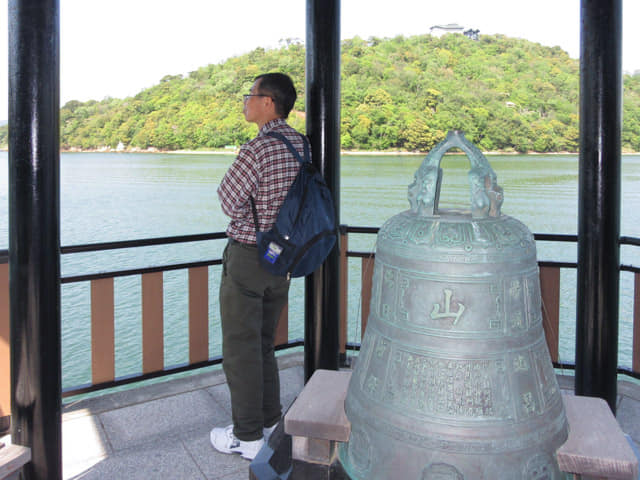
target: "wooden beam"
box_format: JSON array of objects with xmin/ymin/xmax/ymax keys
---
[
  {"xmin": 188, "ymin": 267, "xmax": 209, "ymax": 364},
  {"xmin": 540, "ymin": 266, "xmax": 561, "ymax": 362},
  {"xmin": 339, "ymin": 231, "xmax": 348, "ymax": 354},
  {"xmin": 91, "ymin": 278, "xmax": 115, "ymax": 384},
  {"xmin": 361, "ymin": 257, "xmax": 375, "ymax": 338},
  {"xmin": 0, "ymin": 264, "xmax": 9, "ymax": 421}
]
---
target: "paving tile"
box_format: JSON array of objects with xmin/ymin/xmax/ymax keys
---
[
  {"xmin": 206, "ymin": 364, "xmax": 305, "ymax": 419},
  {"xmin": 619, "ymin": 379, "xmax": 640, "ymax": 402},
  {"xmin": 219, "ymin": 469, "xmax": 253, "ymax": 480},
  {"xmin": 64, "ymin": 366, "xmax": 229, "ymax": 417},
  {"xmin": 62, "ymin": 412, "xmax": 110, "ymax": 479},
  {"xmin": 99, "ymin": 389, "xmax": 230, "ymax": 451},
  {"xmin": 280, "ymin": 365, "xmax": 305, "ymax": 412},
  {"xmin": 181, "ymin": 427, "xmax": 249, "ymax": 480},
  {"xmin": 617, "ymin": 395, "xmax": 640, "ymax": 445},
  {"xmin": 64, "ymin": 437, "xmax": 205, "ymax": 480},
  {"xmin": 556, "ymin": 374, "xmax": 575, "ymax": 392},
  {"xmin": 207, "ymin": 383, "xmax": 232, "ymax": 415}
]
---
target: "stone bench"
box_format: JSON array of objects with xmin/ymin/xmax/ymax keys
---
[
  {"xmin": 0, "ymin": 443, "xmax": 31, "ymax": 480},
  {"xmin": 285, "ymin": 370, "xmax": 640, "ymax": 480},
  {"xmin": 558, "ymin": 395, "xmax": 639, "ymax": 479},
  {"xmin": 284, "ymin": 369, "xmax": 351, "ymax": 465}
]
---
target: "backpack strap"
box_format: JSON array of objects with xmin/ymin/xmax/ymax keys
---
[
  {"xmin": 266, "ymin": 131, "xmax": 310, "ymax": 164},
  {"xmin": 250, "ymin": 131, "xmax": 310, "ymax": 235}
]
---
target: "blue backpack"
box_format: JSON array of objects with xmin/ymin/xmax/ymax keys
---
[{"xmin": 250, "ymin": 132, "xmax": 337, "ymax": 279}]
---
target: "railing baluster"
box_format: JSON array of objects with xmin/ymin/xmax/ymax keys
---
[
  {"xmin": 540, "ymin": 266, "xmax": 561, "ymax": 363},
  {"xmin": 188, "ymin": 266, "xmax": 209, "ymax": 364},
  {"xmin": 634, "ymin": 272, "xmax": 640, "ymax": 373},
  {"xmin": 361, "ymin": 257, "xmax": 375, "ymax": 338},
  {"xmin": 339, "ymin": 230, "xmax": 348, "ymax": 355},
  {"xmin": 0, "ymin": 263, "xmax": 10, "ymax": 427},
  {"xmin": 91, "ymin": 278, "xmax": 115, "ymax": 384},
  {"xmin": 142, "ymin": 272, "xmax": 164, "ymax": 374}
]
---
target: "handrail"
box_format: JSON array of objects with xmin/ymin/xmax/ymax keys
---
[
  {"xmin": 0, "ymin": 232, "xmax": 228, "ymax": 264},
  {"xmin": 60, "ymin": 232, "xmax": 228, "ymax": 254},
  {"xmin": 0, "ymin": 229, "xmax": 633, "ymax": 263},
  {"xmin": 535, "ymin": 233, "xmax": 577, "ymax": 242},
  {"xmin": 621, "ymin": 236, "xmax": 640, "ymax": 247}
]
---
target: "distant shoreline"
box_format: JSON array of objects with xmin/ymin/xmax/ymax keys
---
[
  {"xmin": 2, "ymin": 147, "xmax": 640, "ymax": 155},
  {"xmin": 3, "ymin": 147, "xmax": 582, "ymax": 155}
]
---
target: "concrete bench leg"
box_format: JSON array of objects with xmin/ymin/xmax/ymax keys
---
[{"xmin": 284, "ymin": 369, "xmax": 352, "ymax": 477}]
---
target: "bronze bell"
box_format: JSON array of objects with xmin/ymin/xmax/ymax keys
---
[{"xmin": 339, "ymin": 131, "xmax": 569, "ymax": 479}]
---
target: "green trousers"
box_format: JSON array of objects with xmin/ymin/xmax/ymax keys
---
[{"xmin": 219, "ymin": 239, "xmax": 290, "ymax": 441}]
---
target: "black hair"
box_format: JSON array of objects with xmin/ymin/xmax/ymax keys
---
[{"xmin": 254, "ymin": 73, "xmax": 297, "ymax": 118}]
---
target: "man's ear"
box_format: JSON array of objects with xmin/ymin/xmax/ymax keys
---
[
  {"xmin": 266, "ymin": 96, "xmax": 275, "ymax": 109},
  {"xmin": 265, "ymin": 96, "xmax": 278, "ymax": 115}
]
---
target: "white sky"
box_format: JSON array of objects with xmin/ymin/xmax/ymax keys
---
[{"xmin": 1, "ymin": 0, "xmax": 639, "ymax": 121}]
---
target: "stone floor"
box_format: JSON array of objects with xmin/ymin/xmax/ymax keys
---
[{"xmin": 2, "ymin": 352, "xmax": 640, "ymax": 479}]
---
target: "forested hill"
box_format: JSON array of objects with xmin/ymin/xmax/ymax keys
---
[{"xmin": 2, "ymin": 33, "xmax": 640, "ymax": 153}]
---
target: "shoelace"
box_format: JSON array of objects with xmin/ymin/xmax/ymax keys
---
[{"xmin": 224, "ymin": 426, "xmax": 240, "ymax": 448}]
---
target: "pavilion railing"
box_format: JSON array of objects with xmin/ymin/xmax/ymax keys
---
[{"xmin": 1, "ymin": 227, "xmax": 640, "ymax": 427}]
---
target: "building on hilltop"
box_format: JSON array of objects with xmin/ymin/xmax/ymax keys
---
[
  {"xmin": 464, "ymin": 28, "xmax": 480, "ymax": 41},
  {"xmin": 429, "ymin": 23, "xmax": 465, "ymax": 37},
  {"xmin": 430, "ymin": 24, "xmax": 480, "ymax": 41}
]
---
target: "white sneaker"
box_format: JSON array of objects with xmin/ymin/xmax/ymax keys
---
[
  {"xmin": 263, "ymin": 423, "xmax": 277, "ymax": 440},
  {"xmin": 210, "ymin": 425, "xmax": 264, "ymax": 460}
]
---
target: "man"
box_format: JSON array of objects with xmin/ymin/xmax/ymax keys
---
[{"xmin": 211, "ymin": 73, "xmax": 305, "ymax": 460}]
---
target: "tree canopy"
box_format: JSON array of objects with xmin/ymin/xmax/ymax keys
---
[{"xmin": 1, "ymin": 32, "xmax": 640, "ymax": 153}]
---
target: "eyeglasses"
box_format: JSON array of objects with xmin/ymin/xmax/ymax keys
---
[{"xmin": 243, "ymin": 94, "xmax": 272, "ymax": 101}]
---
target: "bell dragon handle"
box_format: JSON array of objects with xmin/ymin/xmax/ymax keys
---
[{"xmin": 408, "ymin": 130, "xmax": 504, "ymax": 218}]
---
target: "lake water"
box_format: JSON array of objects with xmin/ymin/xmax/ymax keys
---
[{"xmin": 1, "ymin": 151, "xmax": 640, "ymax": 390}]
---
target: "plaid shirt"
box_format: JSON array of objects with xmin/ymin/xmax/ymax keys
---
[{"xmin": 218, "ymin": 118, "xmax": 305, "ymax": 245}]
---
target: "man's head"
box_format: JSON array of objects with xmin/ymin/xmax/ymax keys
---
[
  {"xmin": 243, "ymin": 73, "xmax": 296, "ymax": 128},
  {"xmin": 254, "ymin": 73, "xmax": 296, "ymax": 118}
]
